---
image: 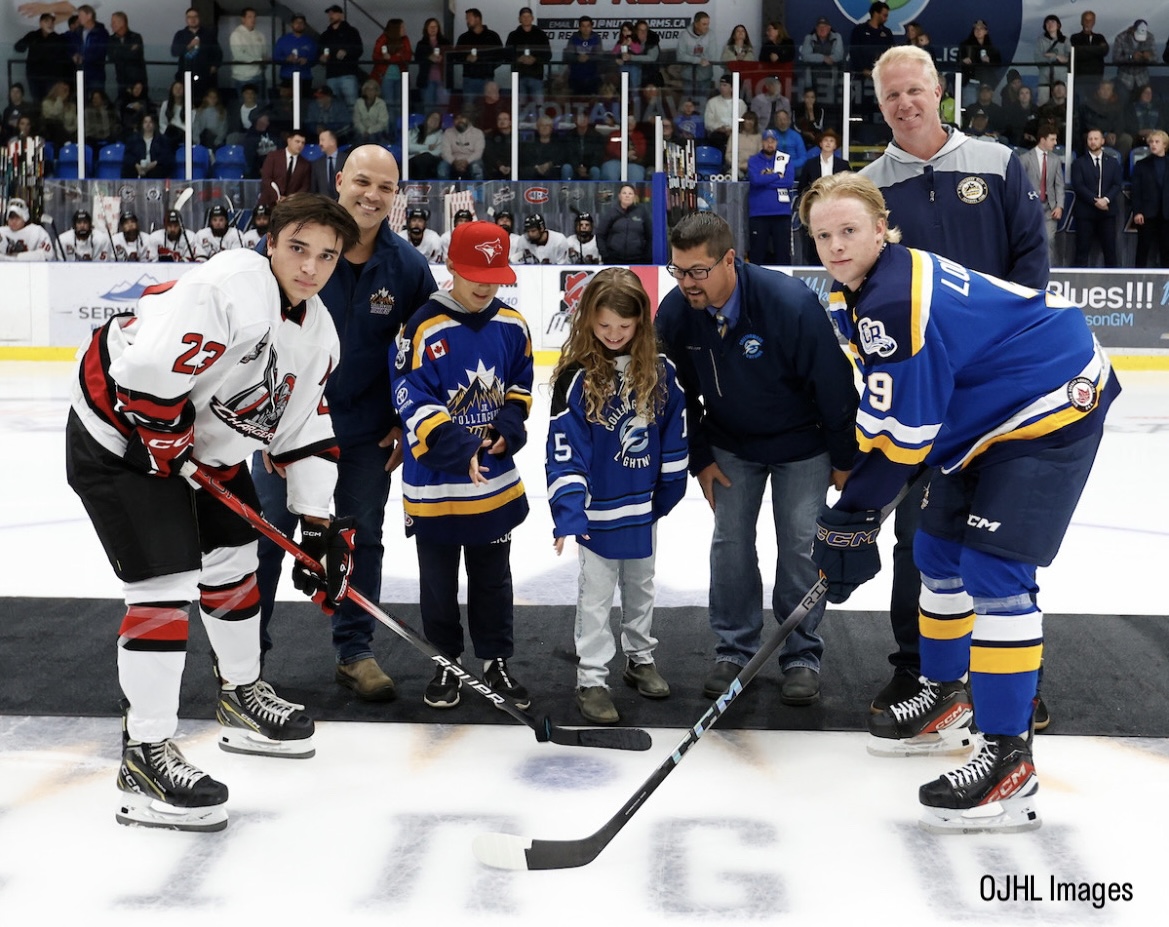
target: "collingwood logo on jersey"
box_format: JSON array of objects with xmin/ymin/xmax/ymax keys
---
[
  {"xmin": 858, "ymin": 317, "xmax": 898, "ymax": 357},
  {"xmin": 210, "ymin": 349, "xmax": 295, "ymax": 441},
  {"xmin": 956, "ymin": 176, "xmax": 989, "ymax": 205},
  {"xmin": 616, "ymin": 416, "xmax": 652, "ymax": 469},
  {"xmin": 738, "ymin": 333, "xmax": 764, "ymax": 359},
  {"xmin": 370, "ymin": 287, "xmax": 396, "ymax": 315},
  {"xmin": 448, "ymin": 361, "xmax": 505, "ymax": 435}
]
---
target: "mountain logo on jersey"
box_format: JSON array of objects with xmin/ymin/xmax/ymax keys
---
[
  {"xmin": 370, "ymin": 287, "xmax": 396, "ymax": 315},
  {"xmin": 447, "ymin": 360, "xmax": 505, "ymax": 435},
  {"xmin": 956, "ymin": 176, "xmax": 989, "ymax": 205},
  {"xmin": 210, "ymin": 349, "xmax": 295, "ymax": 442},
  {"xmin": 1067, "ymin": 376, "xmax": 1098, "ymax": 412},
  {"xmin": 858, "ymin": 317, "xmax": 898, "ymax": 357},
  {"xmin": 101, "ymin": 274, "xmax": 166, "ymax": 302},
  {"xmin": 738, "ymin": 333, "xmax": 764, "ymax": 359}
]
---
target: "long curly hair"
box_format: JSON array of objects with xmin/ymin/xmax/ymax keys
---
[{"xmin": 552, "ymin": 268, "xmax": 665, "ymax": 425}]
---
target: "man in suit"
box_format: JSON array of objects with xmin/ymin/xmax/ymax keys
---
[
  {"xmin": 310, "ymin": 129, "xmax": 348, "ymax": 200},
  {"xmin": 259, "ymin": 129, "xmax": 311, "ymax": 208},
  {"xmin": 122, "ymin": 113, "xmax": 175, "ymax": 179},
  {"xmin": 1022, "ymin": 125, "xmax": 1066, "ymax": 266},
  {"xmin": 1131, "ymin": 129, "xmax": 1169, "ymax": 267},
  {"xmin": 1070, "ymin": 128, "xmax": 1122, "ymax": 267}
]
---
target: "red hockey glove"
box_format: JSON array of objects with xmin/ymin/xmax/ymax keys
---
[
  {"xmin": 293, "ymin": 517, "xmax": 356, "ymax": 614},
  {"xmin": 124, "ymin": 404, "xmax": 195, "ymax": 478}
]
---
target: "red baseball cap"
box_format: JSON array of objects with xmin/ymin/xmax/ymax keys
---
[{"xmin": 447, "ymin": 221, "xmax": 516, "ymax": 284}]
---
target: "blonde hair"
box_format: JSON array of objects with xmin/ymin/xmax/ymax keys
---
[
  {"xmin": 551, "ymin": 268, "xmax": 665, "ymax": 425},
  {"xmin": 797, "ymin": 173, "xmax": 902, "ymax": 244},
  {"xmin": 871, "ymin": 45, "xmax": 942, "ymax": 101},
  {"xmin": 1147, "ymin": 129, "xmax": 1169, "ymax": 147}
]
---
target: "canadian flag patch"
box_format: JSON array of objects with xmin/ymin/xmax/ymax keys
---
[{"xmin": 426, "ymin": 339, "xmax": 449, "ymax": 360}]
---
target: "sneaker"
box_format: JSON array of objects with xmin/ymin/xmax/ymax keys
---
[
  {"xmin": 484, "ymin": 657, "xmax": 530, "ymax": 710},
  {"xmin": 870, "ymin": 669, "xmax": 924, "ymax": 714},
  {"xmin": 622, "ymin": 660, "xmax": 670, "ymax": 698},
  {"xmin": 424, "ymin": 663, "xmax": 461, "ymax": 708},
  {"xmin": 780, "ymin": 666, "xmax": 820, "ymax": 706},
  {"xmin": 576, "ymin": 686, "xmax": 620, "ymax": 724},
  {"xmin": 335, "ymin": 657, "xmax": 397, "ymax": 702},
  {"xmin": 702, "ymin": 660, "xmax": 741, "ymax": 699},
  {"xmin": 1032, "ymin": 696, "xmax": 1050, "ymax": 732},
  {"xmin": 868, "ymin": 677, "xmax": 975, "ymax": 757},
  {"xmin": 217, "ymin": 679, "xmax": 315, "ymax": 758},
  {"xmin": 918, "ymin": 734, "xmax": 1041, "ymax": 834},
  {"xmin": 117, "ymin": 738, "xmax": 229, "ymax": 832}
]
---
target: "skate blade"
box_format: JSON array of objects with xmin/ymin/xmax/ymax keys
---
[
  {"xmin": 919, "ymin": 797, "xmax": 1041, "ymax": 835},
  {"xmin": 867, "ymin": 727, "xmax": 978, "ymax": 758},
  {"xmin": 116, "ymin": 792, "xmax": 228, "ymax": 832},
  {"xmin": 218, "ymin": 728, "xmax": 315, "ymax": 759}
]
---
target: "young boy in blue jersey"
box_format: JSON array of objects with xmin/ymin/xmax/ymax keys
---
[
  {"xmin": 392, "ymin": 221, "xmax": 534, "ymax": 709},
  {"xmin": 546, "ymin": 269, "xmax": 689, "ymax": 724},
  {"xmin": 800, "ymin": 173, "xmax": 1119, "ymax": 834}
]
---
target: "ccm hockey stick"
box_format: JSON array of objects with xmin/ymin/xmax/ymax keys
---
[{"xmin": 185, "ymin": 464, "xmax": 652, "ymax": 753}]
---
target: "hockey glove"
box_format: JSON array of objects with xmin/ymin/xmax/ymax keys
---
[
  {"xmin": 811, "ymin": 506, "xmax": 883, "ymax": 604},
  {"xmin": 124, "ymin": 404, "xmax": 195, "ymax": 478},
  {"xmin": 293, "ymin": 517, "xmax": 356, "ymax": 615}
]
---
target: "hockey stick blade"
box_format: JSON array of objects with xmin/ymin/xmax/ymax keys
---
[
  {"xmin": 184, "ymin": 465, "xmax": 651, "ymax": 753},
  {"xmin": 173, "ymin": 187, "xmax": 194, "ymax": 211}
]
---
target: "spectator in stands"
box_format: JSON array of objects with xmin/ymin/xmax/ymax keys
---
[
  {"xmin": 122, "ymin": 113, "xmax": 174, "ymax": 179},
  {"xmin": 6, "ymin": 114, "xmax": 41, "ymax": 162},
  {"xmin": 799, "ymin": 17, "xmax": 845, "ymax": 99},
  {"xmin": 228, "ymin": 83, "xmax": 261, "ymax": 140},
  {"xmin": 564, "ymin": 16, "xmax": 604, "ymax": 96},
  {"xmin": 758, "ymin": 20, "xmax": 796, "ymax": 70},
  {"xmin": 1113, "ymin": 20, "xmax": 1157, "ymax": 101},
  {"xmin": 958, "ymin": 20, "xmax": 1003, "ymax": 104},
  {"xmin": 794, "ymin": 87, "xmax": 827, "ymax": 148},
  {"xmin": 631, "ymin": 21, "xmax": 662, "ymax": 88},
  {"xmin": 353, "ymin": 79, "xmax": 390, "ymax": 145},
  {"xmin": 1036, "ymin": 15, "xmax": 1069, "ymax": 105},
  {"xmin": 770, "ymin": 108, "xmax": 808, "ymax": 174},
  {"xmin": 723, "ymin": 24, "xmax": 755, "ymax": 68},
  {"xmin": 258, "ymin": 127, "xmax": 310, "ymax": 208},
  {"xmin": 159, "ymin": 80, "xmax": 188, "ymax": 146},
  {"xmin": 2, "ymin": 86, "xmax": 30, "ymax": 145},
  {"xmin": 676, "ymin": 12, "xmax": 714, "ymax": 99},
  {"xmin": 601, "ymin": 114, "xmax": 647, "ymax": 181},
  {"xmin": 561, "ymin": 111, "xmax": 604, "ymax": 181},
  {"xmin": 409, "ymin": 110, "xmax": 445, "ymax": 178},
  {"xmin": 310, "ymin": 129, "xmax": 346, "ymax": 200},
  {"xmin": 1037, "ymin": 80, "xmax": 1069, "ymax": 138},
  {"xmin": 456, "ymin": 8, "xmax": 504, "ymax": 99},
  {"xmin": 108, "ymin": 11, "xmax": 146, "ymax": 100},
  {"xmin": 192, "ymin": 88, "xmax": 228, "ymax": 150},
  {"xmin": 483, "ymin": 110, "xmax": 514, "ymax": 180},
  {"xmin": 639, "ymin": 79, "xmax": 666, "ymax": 127},
  {"xmin": 796, "ymin": 127, "xmax": 850, "ymax": 195},
  {"xmin": 473, "ymin": 81, "xmax": 506, "ymax": 134},
  {"xmin": 704, "ymin": 75, "xmax": 747, "ymax": 154},
  {"xmin": 1131, "ymin": 129, "xmax": 1169, "ymax": 266},
  {"xmin": 674, "ymin": 98, "xmax": 705, "ymax": 141},
  {"xmin": 274, "ymin": 13, "xmax": 317, "ymax": 90},
  {"xmin": 611, "ymin": 21, "xmax": 642, "ymax": 90},
  {"xmin": 750, "ymin": 77, "xmax": 790, "ymax": 130},
  {"xmin": 439, "ymin": 110, "xmax": 486, "ymax": 180},
  {"xmin": 40, "ymin": 81, "xmax": 76, "ymax": 147},
  {"xmin": 1070, "ymin": 10, "xmax": 1110, "ymax": 82},
  {"xmin": 170, "ymin": 7, "xmax": 221, "ymax": 103},
  {"xmin": 243, "ymin": 112, "xmax": 280, "ymax": 177},
  {"xmin": 596, "ymin": 183, "xmax": 652, "ymax": 264},
  {"xmin": 229, "ymin": 8, "xmax": 269, "ymax": 100},
  {"xmin": 849, "ymin": 3, "xmax": 893, "ymax": 85},
  {"xmin": 1125, "ymin": 84, "xmax": 1164, "ymax": 151},
  {"xmin": 1078, "ymin": 79, "xmax": 1133, "ymax": 160},
  {"xmin": 16, "ymin": 13, "xmax": 71, "ymax": 104},
  {"xmin": 306, "ymin": 86, "xmax": 352, "ymax": 143},
  {"xmin": 507, "ymin": 7, "xmax": 552, "ymax": 105},
  {"xmin": 371, "ymin": 18, "xmax": 411, "ymax": 127},
  {"xmin": 319, "ymin": 4, "xmax": 364, "ymax": 109},
  {"xmin": 746, "ymin": 128, "xmax": 799, "ymax": 265},
  {"xmin": 1000, "ymin": 85, "xmax": 1039, "ymax": 148},
  {"xmin": 71, "ymin": 5, "xmax": 109, "ymax": 96},
  {"xmin": 415, "ymin": 18, "xmax": 451, "ymax": 111},
  {"xmin": 727, "ymin": 109, "xmax": 762, "ymax": 176},
  {"xmin": 116, "ymin": 79, "xmax": 154, "ymax": 137},
  {"xmin": 84, "ymin": 89, "xmax": 120, "ymax": 148},
  {"xmin": 970, "ymin": 82, "xmax": 1005, "ymax": 136},
  {"xmin": 520, "ymin": 115, "xmax": 563, "ymax": 181}
]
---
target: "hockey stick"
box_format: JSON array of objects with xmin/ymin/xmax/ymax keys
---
[{"xmin": 184, "ymin": 464, "xmax": 652, "ymax": 753}]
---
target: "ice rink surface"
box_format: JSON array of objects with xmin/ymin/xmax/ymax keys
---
[{"xmin": 2, "ymin": 361, "xmax": 1167, "ymax": 923}]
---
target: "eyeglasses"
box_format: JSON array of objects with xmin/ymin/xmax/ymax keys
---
[{"xmin": 666, "ymin": 249, "xmax": 729, "ymax": 281}]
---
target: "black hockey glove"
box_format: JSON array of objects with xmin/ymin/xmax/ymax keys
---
[
  {"xmin": 123, "ymin": 404, "xmax": 195, "ymax": 478},
  {"xmin": 293, "ymin": 517, "xmax": 356, "ymax": 615},
  {"xmin": 811, "ymin": 506, "xmax": 883, "ymax": 604}
]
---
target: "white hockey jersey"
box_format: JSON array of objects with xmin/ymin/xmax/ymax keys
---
[
  {"xmin": 69, "ymin": 249, "xmax": 341, "ymax": 518},
  {"xmin": 0, "ymin": 223, "xmax": 54, "ymax": 261},
  {"xmin": 148, "ymin": 228, "xmax": 200, "ymax": 262},
  {"xmin": 565, "ymin": 234, "xmax": 602, "ymax": 264},
  {"xmin": 112, "ymin": 232, "xmax": 158, "ymax": 262},
  {"xmin": 195, "ymin": 227, "xmax": 247, "ymax": 260},
  {"xmin": 513, "ymin": 229, "xmax": 570, "ymax": 265},
  {"xmin": 241, "ymin": 228, "xmax": 263, "ymax": 249},
  {"xmin": 398, "ymin": 227, "xmax": 445, "ymax": 263},
  {"xmin": 58, "ymin": 229, "xmax": 113, "ymax": 261}
]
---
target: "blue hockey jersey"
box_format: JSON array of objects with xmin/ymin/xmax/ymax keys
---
[
  {"xmin": 546, "ymin": 354, "xmax": 689, "ymax": 560},
  {"xmin": 392, "ymin": 292, "xmax": 533, "ymax": 545},
  {"xmin": 831, "ymin": 244, "xmax": 1118, "ymax": 512}
]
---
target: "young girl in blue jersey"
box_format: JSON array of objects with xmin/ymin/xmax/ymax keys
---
[{"xmin": 546, "ymin": 268, "xmax": 689, "ymax": 724}]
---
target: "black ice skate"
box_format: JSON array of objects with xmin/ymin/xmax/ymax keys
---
[
  {"xmin": 918, "ymin": 734, "xmax": 1040, "ymax": 834},
  {"xmin": 216, "ymin": 679, "xmax": 315, "ymax": 758},
  {"xmin": 867, "ymin": 677, "xmax": 976, "ymax": 757},
  {"xmin": 117, "ymin": 738, "xmax": 229, "ymax": 832}
]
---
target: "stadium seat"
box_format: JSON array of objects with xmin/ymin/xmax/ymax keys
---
[
  {"xmin": 212, "ymin": 144, "xmax": 247, "ymax": 179},
  {"xmin": 695, "ymin": 145, "xmax": 723, "ymax": 181},
  {"xmin": 300, "ymin": 143, "xmax": 323, "ymax": 162},
  {"xmin": 55, "ymin": 143, "xmax": 93, "ymax": 179},
  {"xmin": 95, "ymin": 143, "xmax": 125, "ymax": 180},
  {"xmin": 172, "ymin": 144, "xmax": 211, "ymax": 180}
]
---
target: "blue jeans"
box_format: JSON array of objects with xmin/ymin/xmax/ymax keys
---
[
  {"xmin": 518, "ymin": 75, "xmax": 544, "ymax": 106},
  {"xmin": 708, "ymin": 447, "xmax": 829, "ymax": 672},
  {"xmin": 601, "ymin": 160, "xmax": 646, "ymax": 182},
  {"xmin": 327, "ymin": 75, "xmax": 359, "ymax": 110},
  {"xmin": 253, "ymin": 439, "xmax": 393, "ymax": 664}
]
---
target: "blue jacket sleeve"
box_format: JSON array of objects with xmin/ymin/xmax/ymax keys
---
[{"xmin": 1002, "ymin": 153, "xmax": 1051, "ymax": 288}]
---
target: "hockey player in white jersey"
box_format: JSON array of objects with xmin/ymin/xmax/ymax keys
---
[
  {"xmin": 438, "ymin": 207, "xmax": 474, "ymax": 259},
  {"xmin": 515, "ymin": 212, "xmax": 570, "ymax": 264},
  {"xmin": 111, "ymin": 212, "xmax": 158, "ymax": 262},
  {"xmin": 565, "ymin": 212, "xmax": 602, "ymax": 264},
  {"xmin": 58, "ymin": 210, "xmax": 113, "ymax": 261},
  {"xmin": 240, "ymin": 204, "xmax": 271, "ymax": 249},
  {"xmin": 65, "ymin": 193, "xmax": 362, "ymax": 832},
  {"xmin": 195, "ymin": 204, "xmax": 247, "ymax": 258},
  {"xmin": 494, "ymin": 210, "xmax": 523, "ymax": 258},
  {"xmin": 0, "ymin": 198, "xmax": 54, "ymax": 261},
  {"xmin": 398, "ymin": 207, "xmax": 445, "ymax": 262},
  {"xmin": 149, "ymin": 210, "xmax": 200, "ymax": 262}
]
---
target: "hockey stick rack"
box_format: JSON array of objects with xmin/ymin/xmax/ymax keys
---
[{"xmin": 184, "ymin": 464, "xmax": 652, "ymax": 753}]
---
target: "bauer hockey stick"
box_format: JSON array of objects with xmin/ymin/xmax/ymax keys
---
[
  {"xmin": 184, "ymin": 464, "xmax": 652, "ymax": 753},
  {"xmin": 472, "ymin": 480, "xmax": 918, "ymax": 870}
]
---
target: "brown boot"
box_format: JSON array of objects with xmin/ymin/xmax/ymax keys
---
[{"xmin": 335, "ymin": 658, "xmax": 397, "ymax": 702}]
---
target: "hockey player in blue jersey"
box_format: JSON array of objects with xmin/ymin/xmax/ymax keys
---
[
  {"xmin": 546, "ymin": 268, "xmax": 689, "ymax": 725},
  {"xmin": 799, "ymin": 173, "xmax": 1119, "ymax": 834},
  {"xmin": 392, "ymin": 220, "xmax": 534, "ymax": 710}
]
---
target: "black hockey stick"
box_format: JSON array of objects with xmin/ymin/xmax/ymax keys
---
[{"xmin": 184, "ymin": 464, "xmax": 652, "ymax": 753}]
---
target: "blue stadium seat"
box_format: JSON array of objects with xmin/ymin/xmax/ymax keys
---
[
  {"xmin": 300, "ymin": 143, "xmax": 323, "ymax": 162},
  {"xmin": 172, "ymin": 144, "xmax": 211, "ymax": 180},
  {"xmin": 212, "ymin": 144, "xmax": 247, "ymax": 179},
  {"xmin": 695, "ymin": 145, "xmax": 723, "ymax": 181},
  {"xmin": 55, "ymin": 143, "xmax": 93, "ymax": 179},
  {"xmin": 95, "ymin": 143, "xmax": 125, "ymax": 180}
]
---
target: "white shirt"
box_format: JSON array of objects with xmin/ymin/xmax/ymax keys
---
[
  {"xmin": 0, "ymin": 223, "xmax": 54, "ymax": 261},
  {"xmin": 58, "ymin": 230, "xmax": 113, "ymax": 262},
  {"xmin": 513, "ymin": 229, "xmax": 570, "ymax": 265},
  {"xmin": 398, "ymin": 227, "xmax": 445, "ymax": 263},
  {"xmin": 112, "ymin": 232, "xmax": 158, "ymax": 262},
  {"xmin": 229, "ymin": 24, "xmax": 269, "ymax": 81}
]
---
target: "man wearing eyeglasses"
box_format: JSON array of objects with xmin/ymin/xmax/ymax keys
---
[{"xmin": 654, "ymin": 212, "xmax": 858, "ymax": 707}]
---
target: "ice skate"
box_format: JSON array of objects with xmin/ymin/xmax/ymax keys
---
[
  {"xmin": 216, "ymin": 679, "xmax": 316, "ymax": 758},
  {"xmin": 867, "ymin": 677, "xmax": 976, "ymax": 757},
  {"xmin": 918, "ymin": 734, "xmax": 1041, "ymax": 834},
  {"xmin": 116, "ymin": 738, "xmax": 229, "ymax": 832}
]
